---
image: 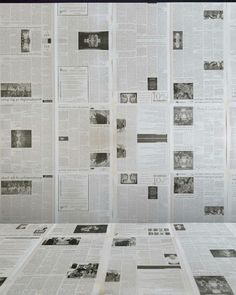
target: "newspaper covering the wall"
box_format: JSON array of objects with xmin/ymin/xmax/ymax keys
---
[
  {"xmin": 0, "ymin": 4, "xmax": 55, "ymax": 223},
  {"xmin": 1, "ymin": 3, "xmax": 236, "ymax": 223}
]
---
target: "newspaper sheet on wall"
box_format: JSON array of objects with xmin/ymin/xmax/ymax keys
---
[{"xmin": 0, "ymin": 4, "xmax": 55, "ymax": 223}]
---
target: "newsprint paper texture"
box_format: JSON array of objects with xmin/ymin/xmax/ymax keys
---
[{"xmin": 1, "ymin": 3, "xmax": 236, "ymax": 224}]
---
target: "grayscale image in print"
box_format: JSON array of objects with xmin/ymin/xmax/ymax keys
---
[
  {"xmin": 148, "ymin": 186, "xmax": 158, "ymax": 199},
  {"xmin": 112, "ymin": 237, "xmax": 136, "ymax": 247},
  {"xmin": 42, "ymin": 237, "xmax": 81, "ymax": 246},
  {"xmin": 120, "ymin": 92, "xmax": 137, "ymax": 103},
  {"xmin": 11, "ymin": 130, "xmax": 32, "ymax": 148},
  {"xmin": 148, "ymin": 228, "xmax": 170, "ymax": 236},
  {"xmin": 194, "ymin": 276, "xmax": 234, "ymax": 295},
  {"xmin": 174, "ymin": 107, "xmax": 193, "ymax": 126},
  {"xmin": 78, "ymin": 31, "xmax": 108, "ymax": 50},
  {"xmin": 174, "ymin": 83, "xmax": 193, "ymax": 100},
  {"xmin": 120, "ymin": 173, "xmax": 137, "ymax": 184},
  {"xmin": 33, "ymin": 226, "xmax": 47, "ymax": 234},
  {"xmin": 204, "ymin": 61, "xmax": 224, "ymax": 70},
  {"xmin": 210, "ymin": 249, "xmax": 236, "ymax": 258},
  {"xmin": 174, "ymin": 151, "xmax": 193, "ymax": 170},
  {"xmin": 1, "ymin": 83, "xmax": 31, "ymax": 97},
  {"xmin": 117, "ymin": 119, "xmax": 126, "ymax": 132},
  {"xmin": 147, "ymin": 77, "xmax": 158, "ymax": 90},
  {"xmin": 117, "ymin": 144, "xmax": 126, "ymax": 158},
  {"xmin": 204, "ymin": 206, "xmax": 224, "ymax": 216},
  {"xmin": 67, "ymin": 263, "xmax": 99, "ymax": 279},
  {"xmin": 1, "ymin": 180, "xmax": 32, "ymax": 195},
  {"xmin": 174, "ymin": 177, "xmax": 194, "ymax": 194},
  {"xmin": 0, "ymin": 278, "xmax": 6, "ymax": 287},
  {"xmin": 90, "ymin": 153, "xmax": 110, "ymax": 168},
  {"xmin": 21, "ymin": 29, "xmax": 30, "ymax": 53},
  {"xmin": 174, "ymin": 224, "xmax": 186, "ymax": 231},
  {"xmin": 105, "ymin": 270, "xmax": 120, "ymax": 282},
  {"xmin": 16, "ymin": 224, "xmax": 28, "ymax": 229},
  {"xmin": 204, "ymin": 10, "xmax": 223, "ymax": 19},
  {"xmin": 173, "ymin": 31, "xmax": 183, "ymax": 50},
  {"xmin": 164, "ymin": 254, "xmax": 180, "ymax": 266},
  {"xmin": 90, "ymin": 110, "xmax": 110, "ymax": 124},
  {"xmin": 74, "ymin": 224, "xmax": 108, "ymax": 233}
]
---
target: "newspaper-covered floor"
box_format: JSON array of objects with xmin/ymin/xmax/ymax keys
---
[{"xmin": 0, "ymin": 223, "xmax": 236, "ymax": 295}]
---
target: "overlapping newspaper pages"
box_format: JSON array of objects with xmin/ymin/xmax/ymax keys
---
[
  {"xmin": 0, "ymin": 3, "xmax": 235, "ymax": 223},
  {"xmin": 0, "ymin": 223, "xmax": 235, "ymax": 294}
]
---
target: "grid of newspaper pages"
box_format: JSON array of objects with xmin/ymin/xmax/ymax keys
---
[
  {"xmin": 0, "ymin": 223, "xmax": 236, "ymax": 294},
  {"xmin": 0, "ymin": 3, "xmax": 236, "ymax": 223}
]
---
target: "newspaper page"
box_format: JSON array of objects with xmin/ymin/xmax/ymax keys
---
[
  {"xmin": 176, "ymin": 227, "xmax": 236, "ymax": 295},
  {"xmin": 0, "ymin": 4, "xmax": 55, "ymax": 223},
  {"xmin": 56, "ymin": 4, "xmax": 112, "ymax": 223},
  {"xmin": 0, "ymin": 223, "xmax": 53, "ymax": 293},
  {"xmin": 3, "ymin": 223, "xmax": 109, "ymax": 295},
  {"xmin": 102, "ymin": 223, "xmax": 195, "ymax": 295},
  {"xmin": 113, "ymin": 3, "xmax": 170, "ymax": 223},
  {"xmin": 171, "ymin": 3, "xmax": 227, "ymax": 222}
]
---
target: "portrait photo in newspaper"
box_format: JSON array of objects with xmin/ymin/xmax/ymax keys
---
[
  {"xmin": 147, "ymin": 77, "xmax": 158, "ymax": 91},
  {"xmin": 21, "ymin": 29, "xmax": 31, "ymax": 53},
  {"xmin": 11, "ymin": 130, "xmax": 32, "ymax": 148},
  {"xmin": 78, "ymin": 31, "xmax": 108, "ymax": 50},
  {"xmin": 148, "ymin": 186, "xmax": 158, "ymax": 199},
  {"xmin": 173, "ymin": 31, "xmax": 183, "ymax": 50}
]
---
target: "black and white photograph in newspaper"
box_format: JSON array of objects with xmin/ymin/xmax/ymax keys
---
[
  {"xmin": 74, "ymin": 224, "xmax": 108, "ymax": 233},
  {"xmin": 112, "ymin": 237, "xmax": 136, "ymax": 247},
  {"xmin": 67, "ymin": 263, "xmax": 99, "ymax": 278},
  {"xmin": 11, "ymin": 130, "xmax": 32, "ymax": 148},
  {"xmin": 1, "ymin": 180, "xmax": 32, "ymax": 195},
  {"xmin": 174, "ymin": 107, "xmax": 193, "ymax": 126},
  {"xmin": 194, "ymin": 276, "xmax": 234, "ymax": 295},
  {"xmin": 78, "ymin": 31, "xmax": 108, "ymax": 50},
  {"xmin": 174, "ymin": 177, "xmax": 194, "ymax": 194},
  {"xmin": 174, "ymin": 83, "xmax": 193, "ymax": 100},
  {"xmin": 42, "ymin": 237, "xmax": 81, "ymax": 246},
  {"xmin": 174, "ymin": 151, "xmax": 193, "ymax": 170}
]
